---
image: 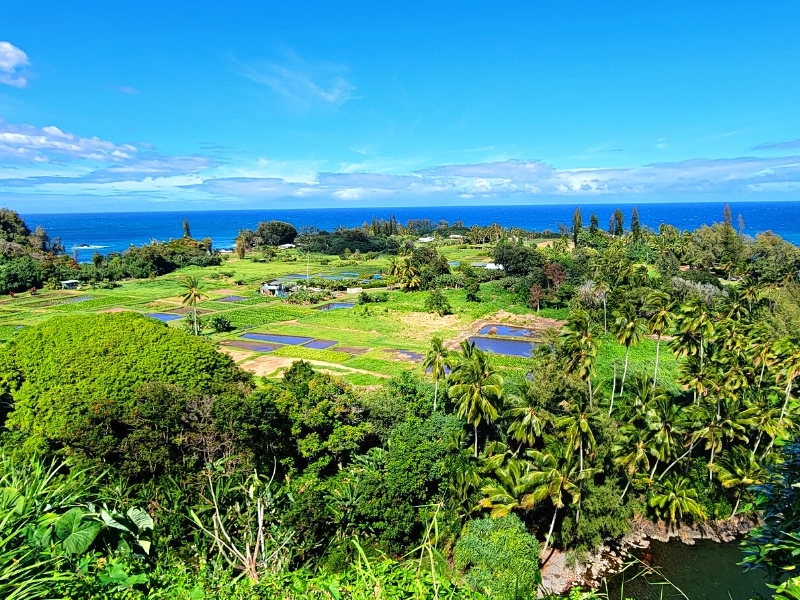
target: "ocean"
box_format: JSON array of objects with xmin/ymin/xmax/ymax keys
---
[{"xmin": 21, "ymin": 201, "xmax": 800, "ymax": 259}]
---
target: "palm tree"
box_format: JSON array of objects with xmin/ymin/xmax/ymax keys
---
[
  {"xmin": 561, "ymin": 309, "xmax": 601, "ymax": 406},
  {"xmin": 423, "ymin": 337, "xmax": 449, "ymax": 412},
  {"xmin": 611, "ymin": 302, "xmax": 647, "ymax": 396},
  {"xmin": 526, "ymin": 449, "xmax": 582, "ymax": 553},
  {"xmin": 649, "ymin": 475, "xmax": 707, "ymax": 524},
  {"xmin": 644, "ymin": 291, "xmax": 674, "ymax": 389},
  {"xmin": 748, "ymin": 390, "xmax": 788, "ymax": 459},
  {"xmin": 645, "ymin": 394, "xmax": 688, "ymax": 479},
  {"xmin": 748, "ymin": 327, "xmax": 776, "ymax": 390},
  {"xmin": 672, "ymin": 297, "xmax": 715, "ymax": 369},
  {"xmin": 448, "ymin": 343, "xmax": 504, "ymax": 457},
  {"xmin": 556, "ymin": 396, "xmax": 597, "ymax": 473},
  {"xmin": 505, "ymin": 379, "xmax": 551, "ymax": 454},
  {"xmin": 774, "ymin": 338, "xmax": 800, "ymax": 426},
  {"xmin": 712, "ymin": 446, "xmax": 768, "ymax": 517},
  {"xmin": 477, "ymin": 458, "xmax": 539, "ymax": 517},
  {"xmin": 613, "ymin": 424, "xmax": 651, "ymax": 500},
  {"xmin": 179, "ymin": 276, "xmax": 205, "ymax": 335}
]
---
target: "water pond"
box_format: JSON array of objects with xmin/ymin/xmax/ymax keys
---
[
  {"xmin": 605, "ymin": 539, "xmax": 770, "ymax": 600},
  {"xmin": 313, "ymin": 302, "xmax": 355, "ymax": 310},
  {"xmin": 241, "ymin": 333, "xmax": 314, "ymax": 345},
  {"xmin": 225, "ymin": 340, "xmax": 281, "ymax": 353},
  {"xmin": 305, "ymin": 339, "xmax": 338, "ymax": 349},
  {"xmin": 478, "ymin": 324, "xmax": 537, "ymax": 337},
  {"xmin": 468, "ymin": 336, "xmax": 536, "ymax": 357},
  {"xmin": 145, "ymin": 312, "xmax": 183, "ymax": 322},
  {"xmin": 217, "ymin": 295, "xmax": 249, "ymax": 302}
]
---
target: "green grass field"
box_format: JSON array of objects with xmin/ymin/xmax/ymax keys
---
[{"xmin": 0, "ymin": 248, "xmax": 679, "ymax": 391}]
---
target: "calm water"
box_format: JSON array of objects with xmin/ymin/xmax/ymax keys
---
[
  {"xmin": 21, "ymin": 201, "xmax": 800, "ymax": 258},
  {"xmin": 468, "ymin": 336, "xmax": 537, "ymax": 357},
  {"xmin": 605, "ymin": 540, "xmax": 770, "ymax": 600}
]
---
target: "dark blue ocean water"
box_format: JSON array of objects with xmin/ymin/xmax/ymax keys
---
[{"xmin": 22, "ymin": 201, "xmax": 800, "ymax": 258}]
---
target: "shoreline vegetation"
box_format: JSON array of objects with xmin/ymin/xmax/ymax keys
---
[{"xmin": 0, "ymin": 204, "xmax": 799, "ymax": 599}]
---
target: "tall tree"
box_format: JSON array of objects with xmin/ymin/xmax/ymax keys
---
[
  {"xmin": 505, "ymin": 380, "xmax": 551, "ymax": 454},
  {"xmin": 561, "ymin": 309, "xmax": 601, "ymax": 406},
  {"xmin": 613, "ymin": 208, "xmax": 625, "ymax": 237},
  {"xmin": 182, "ymin": 217, "xmax": 191, "ymax": 238},
  {"xmin": 644, "ymin": 291, "xmax": 674, "ymax": 389},
  {"xmin": 611, "ymin": 302, "xmax": 647, "ymax": 396},
  {"xmin": 179, "ymin": 276, "xmax": 205, "ymax": 335},
  {"xmin": 527, "ymin": 449, "xmax": 582, "ymax": 553},
  {"xmin": 630, "ymin": 207, "xmax": 641, "ymax": 242},
  {"xmin": 423, "ymin": 337, "xmax": 449, "ymax": 412},
  {"xmin": 589, "ymin": 213, "xmax": 599, "ymax": 236},
  {"xmin": 448, "ymin": 343, "xmax": 504, "ymax": 457},
  {"xmin": 572, "ymin": 207, "xmax": 583, "ymax": 246},
  {"xmin": 774, "ymin": 338, "xmax": 800, "ymax": 426}
]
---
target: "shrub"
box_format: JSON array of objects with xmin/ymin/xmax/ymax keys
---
[
  {"xmin": 424, "ymin": 289, "xmax": 452, "ymax": 316},
  {"xmin": 210, "ymin": 315, "xmax": 233, "ymax": 332},
  {"xmin": 1, "ymin": 313, "xmax": 250, "ymax": 466},
  {"xmin": 454, "ymin": 514, "xmax": 541, "ymax": 600}
]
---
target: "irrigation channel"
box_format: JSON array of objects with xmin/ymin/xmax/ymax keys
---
[{"xmin": 604, "ymin": 539, "xmax": 770, "ymax": 599}]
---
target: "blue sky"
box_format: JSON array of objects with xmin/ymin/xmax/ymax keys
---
[{"xmin": 2, "ymin": 1, "xmax": 800, "ymax": 212}]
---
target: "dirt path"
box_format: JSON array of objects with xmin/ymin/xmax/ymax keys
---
[{"xmin": 237, "ymin": 354, "xmax": 390, "ymax": 379}]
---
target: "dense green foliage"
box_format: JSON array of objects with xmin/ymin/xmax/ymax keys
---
[
  {"xmin": 3, "ymin": 206, "xmax": 800, "ymax": 598},
  {"xmin": 0, "ymin": 313, "xmax": 249, "ymax": 467}
]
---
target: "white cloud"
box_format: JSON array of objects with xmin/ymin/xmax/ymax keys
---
[
  {"xmin": 0, "ymin": 121, "xmax": 138, "ymax": 162},
  {"xmin": 0, "ymin": 41, "xmax": 30, "ymax": 88},
  {"xmin": 235, "ymin": 50, "xmax": 356, "ymax": 111}
]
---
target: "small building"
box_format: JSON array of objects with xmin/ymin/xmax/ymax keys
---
[
  {"xmin": 60, "ymin": 280, "xmax": 80, "ymax": 290},
  {"xmin": 485, "ymin": 263, "xmax": 504, "ymax": 271},
  {"xmin": 417, "ymin": 236, "xmax": 435, "ymax": 243},
  {"xmin": 346, "ymin": 287, "xmax": 363, "ymax": 294},
  {"xmin": 448, "ymin": 234, "xmax": 464, "ymax": 240},
  {"xmin": 260, "ymin": 280, "xmax": 286, "ymax": 297},
  {"xmin": 278, "ymin": 243, "xmax": 296, "ymax": 250}
]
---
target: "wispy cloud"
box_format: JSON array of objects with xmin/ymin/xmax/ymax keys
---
[
  {"xmin": 234, "ymin": 50, "xmax": 356, "ymax": 111},
  {"xmin": 112, "ymin": 85, "xmax": 139, "ymax": 95},
  {"xmin": 753, "ymin": 138, "xmax": 800, "ymax": 151},
  {"xmin": 0, "ymin": 41, "xmax": 31, "ymax": 88}
]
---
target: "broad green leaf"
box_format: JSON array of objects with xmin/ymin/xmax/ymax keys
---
[
  {"xmin": 126, "ymin": 507, "xmax": 153, "ymax": 532},
  {"xmin": 55, "ymin": 508, "xmax": 100, "ymax": 555}
]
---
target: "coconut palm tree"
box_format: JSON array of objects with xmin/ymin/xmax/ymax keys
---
[
  {"xmin": 448, "ymin": 343, "xmax": 504, "ymax": 457},
  {"xmin": 526, "ymin": 449, "xmax": 582, "ymax": 553},
  {"xmin": 561, "ymin": 309, "xmax": 601, "ymax": 406},
  {"xmin": 749, "ymin": 328, "xmax": 776, "ymax": 390},
  {"xmin": 505, "ymin": 379, "xmax": 551, "ymax": 454},
  {"xmin": 645, "ymin": 394, "xmax": 688, "ymax": 479},
  {"xmin": 712, "ymin": 446, "xmax": 769, "ymax": 517},
  {"xmin": 672, "ymin": 297, "xmax": 715, "ymax": 369},
  {"xmin": 748, "ymin": 389, "xmax": 788, "ymax": 459},
  {"xmin": 423, "ymin": 336, "xmax": 449, "ymax": 412},
  {"xmin": 611, "ymin": 302, "xmax": 647, "ymax": 396},
  {"xmin": 613, "ymin": 424, "xmax": 652, "ymax": 501},
  {"xmin": 644, "ymin": 291, "xmax": 674, "ymax": 389},
  {"xmin": 649, "ymin": 475, "xmax": 707, "ymax": 524},
  {"xmin": 774, "ymin": 338, "xmax": 800, "ymax": 426},
  {"xmin": 477, "ymin": 458, "xmax": 539, "ymax": 518},
  {"xmin": 556, "ymin": 396, "xmax": 598, "ymax": 473},
  {"xmin": 179, "ymin": 275, "xmax": 205, "ymax": 335}
]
